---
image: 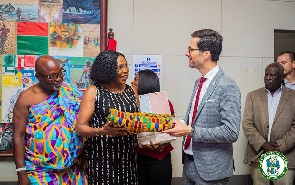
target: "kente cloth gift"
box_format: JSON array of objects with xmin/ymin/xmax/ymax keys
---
[{"xmin": 107, "ymin": 108, "xmax": 175, "ymax": 133}]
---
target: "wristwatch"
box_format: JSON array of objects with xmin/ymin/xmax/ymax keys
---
[{"xmin": 189, "ymin": 127, "xmax": 195, "ymax": 137}]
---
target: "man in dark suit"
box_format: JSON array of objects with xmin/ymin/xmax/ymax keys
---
[
  {"xmin": 163, "ymin": 29, "xmax": 241, "ymax": 185},
  {"xmin": 243, "ymin": 62, "xmax": 295, "ymax": 184}
]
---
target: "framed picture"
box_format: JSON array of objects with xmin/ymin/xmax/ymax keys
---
[
  {"xmin": 0, "ymin": 0, "xmax": 108, "ymax": 156},
  {"xmin": 0, "ymin": 123, "xmax": 13, "ymax": 157},
  {"xmin": 0, "ymin": 0, "xmax": 107, "ymax": 54}
]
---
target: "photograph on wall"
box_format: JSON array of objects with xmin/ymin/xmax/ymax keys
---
[
  {"xmin": 38, "ymin": 0, "xmax": 63, "ymax": 23},
  {"xmin": 2, "ymin": 88, "xmax": 22, "ymax": 122},
  {"xmin": 1, "ymin": 54, "xmax": 19, "ymax": 88},
  {"xmin": 49, "ymin": 23, "xmax": 84, "ymax": 57},
  {"xmin": 0, "ymin": 60, "xmax": 2, "ymax": 121},
  {"xmin": 16, "ymin": 55, "xmax": 37, "ymax": 88},
  {"xmin": 69, "ymin": 57, "xmax": 94, "ymax": 90},
  {"xmin": 0, "ymin": 21, "xmax": 16, "ymax": 54},
  {"xmin": 2, "ymin": 55, "xmax": 37, "ymax": 88},
  {"xmin": 0, "ymin": 0, "xmax": 38, "ymax": 22},
  {"xmin": 82, "ymin": 24, "xmax": 100, "ymax": 57},
  {"xmin": 53, "ymin": 55, "xmax": 71, "ymax": 83},
  {"xmin": 17, "ymin": 22, "xmax": 48, "ymax": 55},
  {"xmin": 0, "ymin": 123, "xmax": 13, "ymax": 151},
  {"xmin": 62, "ymin": 0, "xmax": 100, "ymax": 24}
]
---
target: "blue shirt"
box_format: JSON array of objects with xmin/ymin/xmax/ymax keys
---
[
  {"xmin": 283, "ymin": 79, "xmax": 295, "ymax": 90},
  {"xmin": 265, "ymin": 86, "xmax": 282, "ymax": 141}
]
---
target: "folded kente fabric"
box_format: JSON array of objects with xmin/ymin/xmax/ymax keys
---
[{"xmin": 107, "ymin": 108, "xmax": 175, "ymax": 133}]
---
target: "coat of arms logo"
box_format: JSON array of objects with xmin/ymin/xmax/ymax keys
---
[{"xmin": 259, "ymin": 151, "xmax": 288, "ymax": 181}]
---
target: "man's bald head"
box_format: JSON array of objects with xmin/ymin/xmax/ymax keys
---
[
  {"xmin": 35, "ymin": 55, "xmax": 64, "ymax": 91},
  {"xmin": 35, "ymin": 55, "xmax": 59, "ymax": 74}
]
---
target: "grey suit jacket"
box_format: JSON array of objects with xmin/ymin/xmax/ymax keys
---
[
  {"xmin": 243, "ymin": 86, "xmax": 295, "ymax": 167},
  {"xmin": 183, "ymin": 68, "xmax": 241, "ymax": 181}
]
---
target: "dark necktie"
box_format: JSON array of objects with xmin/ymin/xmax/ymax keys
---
[{"xmin": 184, "ymin": 77, "xmax": 207, "ymax": 149}]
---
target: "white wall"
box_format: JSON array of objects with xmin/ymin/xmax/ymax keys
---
[
  {"xmin": 107, "ymin": 0, "xmax": 295, "ymax": 177},
  {"xmin": 1, "ymin": 0, "xmax": 295, "ymax": 181}
]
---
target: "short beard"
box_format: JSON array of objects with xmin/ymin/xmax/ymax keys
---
[{"xmin": 39, "ymin": 81, "xmax": 59, "ymax": 91}]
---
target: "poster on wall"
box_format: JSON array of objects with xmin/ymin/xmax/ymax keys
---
[
  {"xmin": 38, "ymin": 0, "xmax": 63, "ymax": 23},
  {"xmin": 0, "ymin": 0, "xmax": 38, "ymax": 22},
  {"xmin": 0, "ymin": 123, "xmax": 13, "ymax": 151},
  {"xmin": 133, "ymin": 55, "xmax": 163, "ymax": 89},
  {"xmin": 0, "ymin": 61, "xmax": 2, "ymax": 121},
  {"xmin": 49, "ymin": 23, "xmax": 84, "ymax": 57},
  {"xmin": 62, "ymin": 0, "xmax": 100, "ymax": 24},
  {"xmin": 69, "ymin": 57, "xmax": 94, "ymax": 90},
  {"xmin": 2, "ymin": 88, "xmax": 22, "ymax": 122},
  {"xmin": 82, "ymin": 24, "xmax": 100, "ymax": 57},
  {"xmin": 0, "ymin": 21, "xmax": 16, "ymax": 55},
  {"xmin": 53, "ymin": 56, "xmax": 95, "ymax": 90},
  {"xmin": 17, "ymin": 22, "xmax": 48, "ymax": 55}
]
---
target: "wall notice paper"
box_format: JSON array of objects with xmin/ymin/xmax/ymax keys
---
[
  {"xmin": 133, "ymin": 55, "xmax": 162, "ymax": 89},
  {"xmin": 138, "ymin": 91, "xmax": 176, "ymax": 146}
]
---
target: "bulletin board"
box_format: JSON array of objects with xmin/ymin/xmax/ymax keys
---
[{"xmin": 0, "ymin": 0, "xmax": 108, "ymax": 156}]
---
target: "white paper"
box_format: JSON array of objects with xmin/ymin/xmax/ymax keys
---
[{"xmin": 138, "ymin": 91, "xmax": 176, "ymax": 146}]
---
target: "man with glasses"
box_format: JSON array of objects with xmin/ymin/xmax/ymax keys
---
[
  {"xmin": 12, "ymin": 55, "xmax": 87, "ymax": 185},
  {"xmin": 163, "ymin": 29, "xmax": 241, "ymax": 185}
]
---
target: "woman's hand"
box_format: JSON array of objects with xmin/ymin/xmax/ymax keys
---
[
  {"xmin": 142, "ymin": 140, "xmax": 168, "ymax": 152},
  {"xmin": 101, "ymin": 121, "xmax": 127, "ymax": 135}
]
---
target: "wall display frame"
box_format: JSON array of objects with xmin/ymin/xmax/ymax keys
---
[
  {"xmin": 0, "ymin": 123, "xmax": 13, "ymax": 156},
  {"xmin": 0, "ymin": 0, "xmax": 107, "ymax": 156}
]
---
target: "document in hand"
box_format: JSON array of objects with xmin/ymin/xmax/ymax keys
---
[{"xmin": 138, "ymin": 91, "xmax": 176, "ymax": 146}]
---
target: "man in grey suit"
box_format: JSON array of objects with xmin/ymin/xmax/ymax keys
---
[
  {"xmin": 243, "ymin": 62, "xmax": 295, "ymax": 184},
  {"xmin": 163, "ymin": 29, "xmax": 241, "ymax": 185}
]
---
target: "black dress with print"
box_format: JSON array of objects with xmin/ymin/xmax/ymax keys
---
[{"xmin": 86, "ymin": 83, "xmax": 139, "ymax": 185}]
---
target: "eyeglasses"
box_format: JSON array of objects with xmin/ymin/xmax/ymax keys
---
[
  {"xmin": 37, "ymin": 67, "xmax": 66, "ymax": 81},
  {"xmin": 117, "ymin": 63, "xmax": 129, "ymax": 71},
  {"xmin": 188, "ymin": 47, "xmax": 200, "ymax": 54}
]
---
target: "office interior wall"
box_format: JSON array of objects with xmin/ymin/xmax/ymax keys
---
[
  {"xmin": 1, "ymin": 0, "xmax": 295, "ymax": 181},
  {"xmin": 107, "ymin": 0, "xmax": 295, "ymax": 177}
]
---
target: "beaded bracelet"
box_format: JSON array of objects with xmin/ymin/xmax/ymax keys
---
[{"xmin": 16, "ymin": 167, "xmax": 26, "ymax": 172}]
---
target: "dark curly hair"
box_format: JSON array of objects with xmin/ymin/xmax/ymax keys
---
[
  {"xmin": 90, "ymin": 50, "xmax": 126, "ymax": 83},
  {"xmin": 191, "ymin": 29, "xmax": 223, "ymax": 62}
]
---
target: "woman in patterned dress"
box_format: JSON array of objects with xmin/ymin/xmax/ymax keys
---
[{"xmin": 76, "ymin": 50, "xmax": 139, "ymax": 185}]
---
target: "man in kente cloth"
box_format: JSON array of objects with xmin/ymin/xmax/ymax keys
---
[{"xmin": 12, "ymin": 55, "xmax": 87, "ymax": 185}]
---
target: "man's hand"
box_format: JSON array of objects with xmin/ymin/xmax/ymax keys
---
[
  {"xmin": 261, "ymin": 142, "xmax": 281, "ymax": 152},
  {"xmin": 17, "ymin": 171, "xmax": 30, "ymax": 185},
  {"xmin": 162, "ymin": 118, "xmax": 191, "ymax": 137}
]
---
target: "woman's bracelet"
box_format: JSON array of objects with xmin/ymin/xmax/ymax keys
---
[
  {"xmin": 16, "ymin": 167, "xmax": 26, "ymax": 172},
  {"xmin": 95, "ymin": 127, "xmax": 100, "ymax": 137}
]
